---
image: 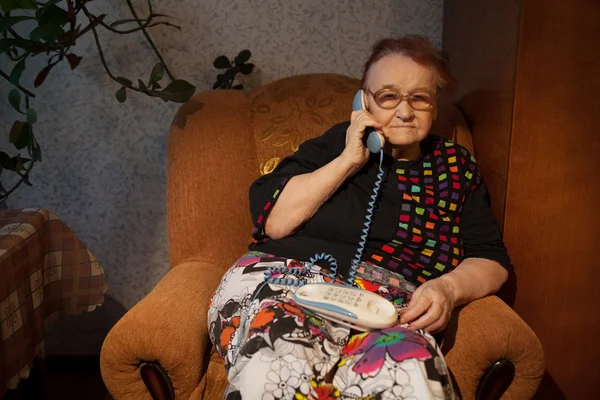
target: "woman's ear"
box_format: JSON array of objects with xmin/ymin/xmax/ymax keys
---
[{"xmin": 432, "ymin": 103, "xmax": 438, "ymax": 120}]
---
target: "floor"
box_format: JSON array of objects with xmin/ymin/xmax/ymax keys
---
[{"xmin": 2, "ymin": 356, "xmax": 110, "ymax": 400}]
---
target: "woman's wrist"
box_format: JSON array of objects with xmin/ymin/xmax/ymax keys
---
[
  {"xmin": 336, "ymin": 153, "xmax": 364, "ymax": 177},
  {"xmin": 438, "ymin": 273, "xmax": 467, "ymax": 307},
  {"xmin": 438, "ymin": 258, "xmax": 508, "ymax": 307}
]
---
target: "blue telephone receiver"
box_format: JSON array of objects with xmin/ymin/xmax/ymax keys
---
[{"xmin": 352, "ymin": 90, "xmax": 382, "ymax": 153}]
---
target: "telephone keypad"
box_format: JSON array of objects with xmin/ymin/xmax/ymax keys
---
[{"xmin": 322, "ymin": 286, "xmax": 365, "ymax": 307}]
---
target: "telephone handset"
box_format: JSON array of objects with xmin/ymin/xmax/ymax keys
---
[{"xmin": 352, "ymin": 90, "xmax": 382, "ymax": 154}]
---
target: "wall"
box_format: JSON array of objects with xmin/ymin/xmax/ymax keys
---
[
  {"xmin": 443, "ymin": 0, "xmax": 600, "ymax": 397},
  {"xmin": 505, "ymin": 0, "xmax": 600, "ymax": 398},
  {"xmin": 442, "ymin": 0, "xmax": 522, "ymax": 228},
  {"xmin": 0, "ymin": 0, "xmax": 443, "ymax": 354}
]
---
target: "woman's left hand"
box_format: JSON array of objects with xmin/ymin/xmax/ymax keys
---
[{"xmin": 398, "ymin": 277, "xmax": 457, "ymax": 333}]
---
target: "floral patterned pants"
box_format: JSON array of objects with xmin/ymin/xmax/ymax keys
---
[{"xmin": 208, "ymin": 252, "xmax": 454, "ymax": 400}]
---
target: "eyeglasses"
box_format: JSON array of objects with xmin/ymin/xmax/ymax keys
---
[{"xmin": 366, "ymin": 87, "xmax": 436, "ymax": 111}]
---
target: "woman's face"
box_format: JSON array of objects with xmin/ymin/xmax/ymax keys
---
[{"xmin": 364, "ymin": 54, "xmax": 437, "ymax": 150}]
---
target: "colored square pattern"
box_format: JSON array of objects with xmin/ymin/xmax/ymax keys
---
[{"xmin": 369, "ymin": 135, "xmax": 482, "ymax": 287}]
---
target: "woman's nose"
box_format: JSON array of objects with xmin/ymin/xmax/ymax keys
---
[{"xmin": 395, "ymin": 100, "xmax": 415, "ymax": 121}]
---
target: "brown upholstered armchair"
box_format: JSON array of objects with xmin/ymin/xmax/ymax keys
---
[{"xmin": 100, "ymin": 74, "xmax": 545, "ymax": 400}]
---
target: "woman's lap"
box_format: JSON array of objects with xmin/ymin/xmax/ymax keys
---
[{"xmin": 208, "ymin": 251, "xmax": 454, "ymax": 399}]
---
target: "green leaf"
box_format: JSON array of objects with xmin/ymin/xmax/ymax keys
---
[
  {"xmin": 37, "ymin": 3, "xmax": 69, "ymax": 27},
  {"xmin": 145, "ymin": 90, "xmax": 168, "ymax": 102},
  {"xmin": 37, "ymin": 0, "xmax": 63, "ymax": 15},
  {"xmin": 29, "ymin": 24, "xmax": 65, "ymax": 42},
  {"xmin": 8, "ymin": 89, "xmax": 21, "ymax": 113},
  {"xmin": 216, "ymin": 73, "xmax": 227, "ymax": 82},
  {"xmin": 115, "ymin": 86, "xmax": 126, "ymax": 103},
  {"xmin": 0, "ymin": 38, "xmax": 13, "ymax": 52},
  {"xmin": 26, "ymin": 108, "xmax": 36, "ymax": 124},
  {"xmin": 137, "ymin": 79, "xmax": 146, "ymax": 90},
  {"xmin": 150, "ymin": 62, "xmax": 164, "ymax": 83},
  {"xmin": 0, "ymin": 152, "xmax": 12, "ymax": 169},
  {"xmin": 160, "ymin": 79, "xmax": 196, "ymax": 103},
  {"xmin": 240, "ymin": 63, "xmax": 254, "ymax": 75},
  {"xmin": 0, "ymin": 0, "xmax": 37, "ymax": 13},
  {"xmin": 116, "ymin": 76, "xmax": 132, "ymax": 86},
  {"xmin": 232, "ymin": 84, "xmax": 244, "ymax": 90},
  {"xmin": 234, "ymin": 49, "xmax": 251, "ymax": 65},
  {"xmin": 0, "ymin": 16, "xmax": 34, "ymax": 34},
  {"xmin": 65, "ymin": 53, "xmax": 82, "ymax": 70},
  {"xmin": 213, "ymin": 55, "xmax": 231, "ymax": 69},
  {"xmin": 9, "ymin": 120, "xmax": 30, "ymax": 149},
  {"xmin": 0, "ymin": 154, "xmax": 30, "ymax": 173},
  {"xmin": 9, "ymin": 58, "xmax": 26, "ymax": 86}
]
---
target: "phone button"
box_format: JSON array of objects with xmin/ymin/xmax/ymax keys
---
[{"xmin": 367, "ymin": 301, "xmax": 380, "ymax": 314}]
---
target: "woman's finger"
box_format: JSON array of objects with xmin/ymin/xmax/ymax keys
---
[
  {"xmin": 398, "ymin": 285, "xmax": 423, "ymax": 323},
  {"xmin": 408, "ymin": 301, "xmax": 442, "ymax": 331},
  {"xmin": 424, "ymin": 319, "xmax": 446, "ymax": 334},
  {"xmin": 424, "ymin": 307, "xmax": 452, "ymax": 333},
  {"xmin": 399, "ymin": 291, "xmax": 431, "ymax": 324},
  {"xmin": 350, "ymin": 111, "xmax": 382, "ymax": 135}
]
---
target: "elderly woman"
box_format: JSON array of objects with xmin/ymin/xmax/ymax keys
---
[{"xmin": 208, "ymin": 35, "xmax": 510, "ymax": 400}]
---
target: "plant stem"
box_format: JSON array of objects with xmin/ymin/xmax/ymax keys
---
[
  {"xmin": 124, "ymin": 0, "xmax": 175, "ymax": 81},
  {"xmin": 0, "ymin": 69, "xmax": 36, "ymax": 97},
  {"xmin": 0, "ymin": 172, "xmax": 30, "ymax": 201},
  {"xmin": 81, "ymin": 6, "xmax": 144, "ymax": 94},
  {"xmin": 0, "ymin": 161, "xmax": 34, "ymax": 201},
  {"xmin": 92, "ymin": 13, "xmax": 180, "ymax": 35},
  {"xmin": 81, "ymin": 8, "xmax": 115, "ymax": 80},
  {"xmin": 0, "ymin": 12, "xmax": 26, "ymax": 41},
  {"xmin": 8, "ymin": 26, "xmax": 25, "ymax": 41}
]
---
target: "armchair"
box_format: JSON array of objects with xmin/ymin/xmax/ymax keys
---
[{"xmin": 100, "ymin": 74, "xmax": 544, "ymax": 400}]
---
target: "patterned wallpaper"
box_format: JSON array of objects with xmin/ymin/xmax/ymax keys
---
[{"xmin": 0, "ymin": 0, "xmax": 443, "ymax": 354}]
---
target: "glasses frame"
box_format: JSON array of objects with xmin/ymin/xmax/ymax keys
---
[{"xmin": 366, "ymin": 87, "xmax": 437, "ymax": 111}]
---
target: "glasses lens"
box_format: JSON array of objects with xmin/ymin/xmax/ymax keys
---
[
  {"xmin": 374, "ymin": 90, "xmax": 402, "ymax": 109},
  {"xmin": 408, "ymin": 92, "xmax": 434, "ymax": 110}
]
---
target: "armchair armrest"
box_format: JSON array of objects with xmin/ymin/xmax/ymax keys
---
[
  {"xmin": 100, "ymin": 260, "xmax": 223, "ymax": 399},
  {"xmin": 442, "ymin": 296, "xmax": 545, "ymax": 400}
]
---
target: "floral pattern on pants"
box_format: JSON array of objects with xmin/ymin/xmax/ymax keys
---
[{"xmin": 208, "ymin": 251, "xmax": 454, "ymax": 400}]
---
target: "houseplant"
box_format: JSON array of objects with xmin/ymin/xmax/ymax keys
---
[{"xmin": 1, "ymin": 0, "xmax": 196, "ymax": 204}]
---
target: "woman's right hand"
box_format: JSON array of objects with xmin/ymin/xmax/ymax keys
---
[{"xmin": 340, "ymin": 110, "xmax": 384, "ymax": 173}]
